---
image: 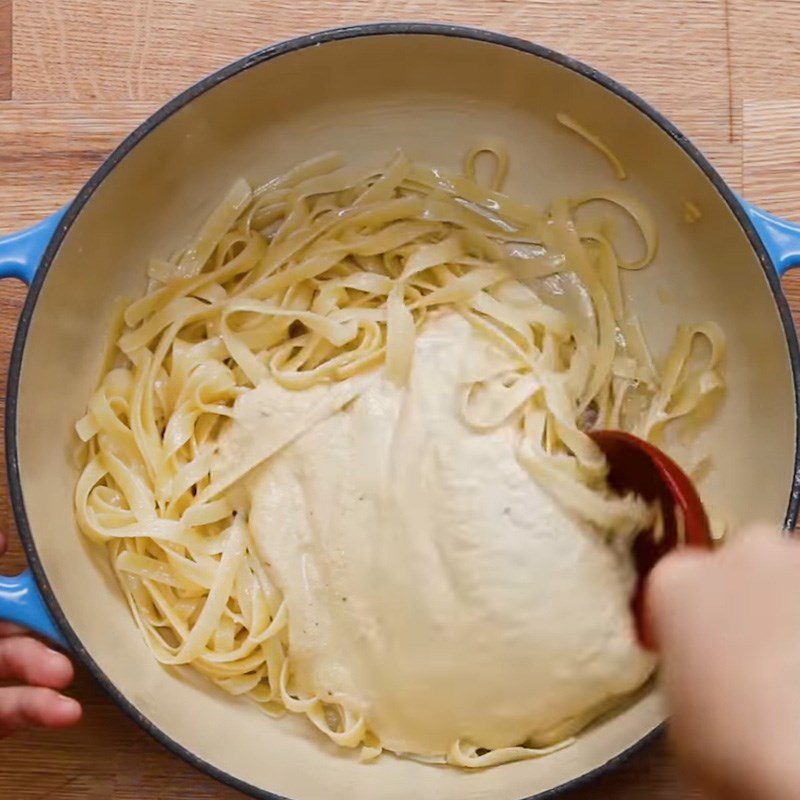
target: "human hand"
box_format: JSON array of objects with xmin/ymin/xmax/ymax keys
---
[
  {"xmin": 647, "ymin": 525, "xmax": 800, "ymax": 800},
  {"xmin": 0, "ymin": 529, "xmax": 81, "ymax": 737}
]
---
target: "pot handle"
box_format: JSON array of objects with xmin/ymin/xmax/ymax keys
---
[
  {"xmin": 0, "ymin": 572, "xmax": 66, "ymax": 647},
  {"xmin": 741, "ymin": 199, "xmax": 800, "ymax": 275},
  {"xmin": 0, "ymin": 209, "xmax": 69, "ymax": 648},
  {"xmin": 0, "ymin": 210, "xmax": 66, "ymax": 283}
]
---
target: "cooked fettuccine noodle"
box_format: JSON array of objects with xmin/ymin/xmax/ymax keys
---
[{"xmin": 75, "ymin": 142, "xmax": 725, "ymax": 767}]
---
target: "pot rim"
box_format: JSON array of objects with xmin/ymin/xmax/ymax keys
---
[{"xmin": 6, "ymin": 21, "xmax": 798, "ymax": 800}]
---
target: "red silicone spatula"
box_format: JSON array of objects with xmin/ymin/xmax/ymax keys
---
[{"xmin": 590, "ymin": 430, "xmax": 713, "ymax": 647}]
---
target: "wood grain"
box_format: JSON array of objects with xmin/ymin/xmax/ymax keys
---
[
  {"xmin": 729, "ymin": 1, "xmax": 800, "ymax": 107},
  {"xmin": 0, "ymin": 0, "xmax": 10, "ymax": 99},
  {"xmin": 0, "ymin": 1, "xmax": 798, "ymax": 797},
  {"xmin": 0, "ymin": 102, "xmax": 155, "ymax": 231},
  {"xmin": 13, "ymin": 0, "xmax": 731, "ymax": 110}
]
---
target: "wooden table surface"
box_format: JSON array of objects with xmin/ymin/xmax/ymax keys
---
[{"xmin": 1, "ymin": 1, "xmax": 799, "ymax": 797}]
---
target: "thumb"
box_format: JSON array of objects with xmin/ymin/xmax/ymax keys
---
[{"xmin": 643, "ymin": 547, "xmax": 712, "ymax": 651}]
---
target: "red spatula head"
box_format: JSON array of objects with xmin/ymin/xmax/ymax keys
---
[{"xmin": 589, "ymin": 430, "xmax": 713, "ymax": 647}]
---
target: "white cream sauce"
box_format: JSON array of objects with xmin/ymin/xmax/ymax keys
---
[{"xmin": 230, "ymin": 313, "xmax": 654, "ymax": 756}]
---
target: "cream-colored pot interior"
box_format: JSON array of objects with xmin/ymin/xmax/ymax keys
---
[{"xmin": 13, "ymin": 30, "xmax": 797, "ymax": 800}]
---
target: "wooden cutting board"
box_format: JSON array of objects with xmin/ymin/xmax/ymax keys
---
[{"xmin": 0, "ymin": 1, "xmax": 798, "ymax": 797}]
